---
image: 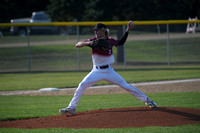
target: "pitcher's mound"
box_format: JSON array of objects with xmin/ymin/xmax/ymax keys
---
[{"xmin": 0, "ymin": 107, "xmax": 200, "ymax": 129}]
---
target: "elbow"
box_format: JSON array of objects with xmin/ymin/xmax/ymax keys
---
[
  {"xmin": 118, "ymin": 41, "xmax": 125, "ymax": 46},
  {"xmin": 75, "ymin": 45, "xmax": 79, "ymax": 48}
]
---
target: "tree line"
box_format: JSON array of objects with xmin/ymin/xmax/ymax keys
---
[{"xmin": 0, "ymin": 0, "xmax": 199, "ymax": 23}]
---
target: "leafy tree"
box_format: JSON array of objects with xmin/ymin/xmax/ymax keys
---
[
  {"xmin": 0, "ymin": 0, "xmax": 199, "ymax": 22},
  {"xmin": 0, "ymin": 0, "xmax": 50, "ymax": 22},
  {"xmin": 83, "ymin": 0, "xmax": 118, "ymax": 21},
  {"xmin": 47, "ymin": 0, "xmax": 89, "ymax": 21},
  {"xmin": 82, "ymin": 0, "xmax": 200, "ymax": 21}
]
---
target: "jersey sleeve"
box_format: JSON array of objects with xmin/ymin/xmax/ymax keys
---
[
  {"xmin": 107, "ymin": 37, "xmax": 118, "ymax": 47},
  {"xmin": 118, "ymin": 31, "xmax": 129, "ymax": 46},
  {"xmin": 84, "ymin": 38, "xmax": 96, "ymax": 48}
]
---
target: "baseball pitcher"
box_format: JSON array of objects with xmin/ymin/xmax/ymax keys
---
[{"xmin": 59, "ymin": 21, "xmax": 157, "ymax": 115}]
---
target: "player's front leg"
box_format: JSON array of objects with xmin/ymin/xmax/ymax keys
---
[{"xmin": 105, "ymin": 69, "xmax": 157, "ymax": 106}]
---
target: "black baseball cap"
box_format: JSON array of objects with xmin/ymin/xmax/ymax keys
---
[{"xmin": 93, "ymin": 23, "xmax": 106, "ymax": 31}]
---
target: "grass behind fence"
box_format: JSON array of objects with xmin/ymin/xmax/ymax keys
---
[{"xmin": 0, "ymin": 37, "xmax": 200, "ymax": 72}]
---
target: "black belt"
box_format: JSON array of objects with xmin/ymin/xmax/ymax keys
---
[{"xmin": 96, "ymin": 65, "xmax": 110, "ymax": 69}]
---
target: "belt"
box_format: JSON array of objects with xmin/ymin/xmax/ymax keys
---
[{"xmin": 96, "ymin": 65, "xmax": 110, "ymax": 69}]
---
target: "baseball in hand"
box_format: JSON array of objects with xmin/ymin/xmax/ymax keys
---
[{"xmin": 128, "ymin": 21, "xmax": 134, "ymax": 26}]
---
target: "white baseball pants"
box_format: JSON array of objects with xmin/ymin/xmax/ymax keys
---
[{"xmin": 68, "ymin": 65, "xmax": 148, "ymax": 109}]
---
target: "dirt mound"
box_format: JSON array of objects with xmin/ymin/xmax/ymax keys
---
[{"xmin": 0, "ymin": 107, "xmax": 200, "ymax": 129}]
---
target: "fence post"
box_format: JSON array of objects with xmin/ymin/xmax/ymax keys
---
[
  {"xmin": 26, "ymin": 26, "xmax": 31, "ymax": 72},
  {"xmin": 123, "ymin": 25, "xmax": 126, "ymax": 67},
  {"xmin": 76, "ymin": 26, "xmax": 80, "ymax": 70},
  {"xmin": 157, "ymin": 24, "xmax": 160, "ymax": 34},
  {"xmin": 166, "ymin": 24, "xmax": 170, "ymax": 66}
]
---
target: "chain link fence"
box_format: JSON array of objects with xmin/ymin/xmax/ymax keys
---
[{"xmin": 0, "ymin": 22, "xmax": 200, "ymax": 73}]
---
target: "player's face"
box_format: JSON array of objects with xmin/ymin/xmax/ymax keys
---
[{"xmin": 95, "ymin": 29, "xmax": 106, "ymax": 38}]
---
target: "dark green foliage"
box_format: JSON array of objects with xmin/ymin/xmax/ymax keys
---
[{"xmin": 1, "ymin": 0, "xmax": 200, "ymax": 22}]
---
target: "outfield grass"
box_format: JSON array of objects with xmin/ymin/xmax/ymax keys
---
[
  {"xmin": 0, "ymin": 66, "xmax": 200, "ymax": 91},
  {"xmin": 0, "ymin": 37, "xmax": 200, "ymax": 72},
  {"xmin": 126, "ymin": 37, "xmax": 200, "ymax": 62},
  {"xmin": 0, "ymin": 35, "xmax": 92, "ymax": 44},
  {"xmin": 0, "ymin": 92, "xmax": 200, "ymax": 132}
]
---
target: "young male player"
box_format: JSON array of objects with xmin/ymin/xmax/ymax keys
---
[{"xmin": 59, "ymin": 21, "xmax": 157, "ymax": 115}]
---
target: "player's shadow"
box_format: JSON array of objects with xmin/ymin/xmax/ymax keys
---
[
  {"xmin": 78, "ymin": 107, "xmax": 200, "ymax": 122},
  {"xmin": 155, "ymin": 107, "xmax": 200, "ymax": 121},
  {"xmin": 104, "ymin": 108, "xmax": 153, "ymax": 113},
  {"xmin": 76, "ymin": 108, "xmax": 152, "ymax": 116},
  {"xmin": 105, "ymin": 107, "xmax": 200, "ymax": 121}
]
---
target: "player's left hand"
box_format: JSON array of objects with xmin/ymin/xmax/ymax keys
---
[{"xmin": 91, "ymin": 38, "xmax": 110, "ymax": 51}]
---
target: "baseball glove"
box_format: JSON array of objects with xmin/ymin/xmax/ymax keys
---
[{"xmin": 91, "ymin": 38, "xmax": 110, "ymax": 51}]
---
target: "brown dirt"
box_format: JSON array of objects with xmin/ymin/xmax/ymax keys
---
[{"xmin": 0, "ymin": 107, "xmax": 200, "ymax": 129}]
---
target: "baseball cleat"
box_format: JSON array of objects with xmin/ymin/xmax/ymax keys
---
[
  {"xmin": 146, "ymin": 98, "xmax": 158, "ymax": 108},
  {"xmin": 59, "ymin": 108, "xmax": 76, "ymax": 115}
]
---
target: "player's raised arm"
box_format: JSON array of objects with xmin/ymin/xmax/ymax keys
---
[{"xmin": 118, "ymin": 21, "xmax": 134, "ymax": 46}]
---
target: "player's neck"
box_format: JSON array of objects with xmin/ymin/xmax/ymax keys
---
[{"xmin": 96, "ymin": 35, "xmax": 108, "ymax": 39}]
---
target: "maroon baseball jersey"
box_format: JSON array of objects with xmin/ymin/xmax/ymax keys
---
[{"xmin": 85, "ymin": 37, "xmax": 119, "ymax": 66}]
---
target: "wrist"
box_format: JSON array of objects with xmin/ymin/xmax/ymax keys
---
[
  {"xmin": 89, "ymin": 41, "xmax": 93, "ymax": 46},
  {"xmin": 126, "ymin": 28, "xmax": 130, "ymax": 32}
]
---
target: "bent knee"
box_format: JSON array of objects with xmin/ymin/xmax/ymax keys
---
[
  {"xmin": 78, "ymin": 81, "xmax": 93, "ymax": 89},
  {"xmin": 118, "ymin": 80, "xmax": 129, "ymax": 88}
]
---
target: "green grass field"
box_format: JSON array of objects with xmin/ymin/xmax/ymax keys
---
[
  {"xmin": 0, "ymin": 92, "xmax": 200, "ymax": 132},
  {"xmin": 0, "ymin": 92, "xmax": 200, "ymax": 121},
  {"xmin": 0, "ymin": 66, "xmax": 200, "ymax": 91}
]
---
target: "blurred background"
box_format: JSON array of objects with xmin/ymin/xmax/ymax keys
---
[
  {"xmin": 1, "ymin": 0, "xmax": 200, "ymax": 23},
  {"xmin": 0, "ymin": 0, "xmax": 200, "ymax": 72}
]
